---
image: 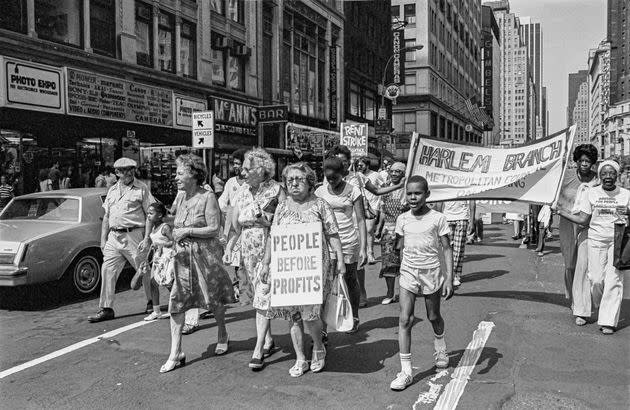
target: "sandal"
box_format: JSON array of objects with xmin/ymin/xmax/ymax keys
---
[
  {"xmin": 310, "ymin": 348, "xmax": 326, "ymax": 373},
  {"xmin": 289, "ymin": 360, "xmax": 309, "ymax": 378},
  {"xmin": 182, "ymin": 324, "xmax": 198, "ymax": 335},
  {"xmin": 215, "ymin": 336, "xmax": 229, "ymax": 355}
]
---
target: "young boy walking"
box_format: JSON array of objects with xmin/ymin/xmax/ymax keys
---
[{"xmin": 390, "ymin": 175, "xmax": 454, "ymax": 391}]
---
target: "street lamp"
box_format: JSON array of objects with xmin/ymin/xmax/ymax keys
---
[{"xmin": 380, "ymin": 45, "xmax": 424, "ymax": 110}]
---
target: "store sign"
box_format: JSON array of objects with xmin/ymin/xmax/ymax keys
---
[
  {"xmin": 482, "ymin": 34, "xmax": 493, "ymax": 117},
  {"xmin": 65, "ymin": 68, "xmax": 173, "ymax": 127},
  {"xmin": 375, "ymin": 119, "xmax": 392, "ymax": 135},
  {"xmin": 0, "ymin": 56, "xmax": 64, "ymax": 114},
  {"xmin": 211, "ymin": 97, "xmax": 257, "ymax": 137},
  {"xmin": 329, "ymin": 46, "xmax": 338, "ymax": 128},
  {"xmin": 257, "ymin": 104, "xmax": 288, "ymax": 123},
  {"xmin": 192, "ymin": 111, "xmax": 215, "ymax": 149},
  {"xmin": 285, "ymin": 123, "xmax": 339, "ymax": 156},
  {"xmin": 392, "ymin": 30, "xmax": 405, "ymax": 86},
  {"xmin": 174, "ymin": 95, "xmax": 207, "ymax": 129}
]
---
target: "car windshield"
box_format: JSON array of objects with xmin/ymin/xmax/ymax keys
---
[{"xmin": 0, "ymin": 197, "xmax": 80, "ymax": 222}]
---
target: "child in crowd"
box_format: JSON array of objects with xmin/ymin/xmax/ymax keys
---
[
  {"xmin": 143, "ymin": 202, "xmax": 174, "ymax": 321},
  {"xmin": 390, "ymin": 175, "xmax": 454, "ymax": 391}
]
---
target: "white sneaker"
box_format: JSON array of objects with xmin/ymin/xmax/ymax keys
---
[
  {"xmin": 434, "ymin": 349, "xmax": 449, "ymax": 368},
  {"xmin": 381, "ymin": 297, "xmax": 394, "ymax": 305},
  {"xmin": 453, "ymin": 276, "xmax": 461, "ymax": 287},
  {"xmin": 144, "ymin": 311, "xmax": 161, "ymax": 321},
  {"xmin": 390, "ymin": 371, "xmax": 413, "ymax": 391}
]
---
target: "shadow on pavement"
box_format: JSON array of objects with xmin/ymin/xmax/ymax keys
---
[
  {"xmin": 460, "ymin": 270, "xmax": 510, "ymax": 283},
  {"xmin": 447, "ymin": 346, "xmax": 504, "ymax": 375},
  {"xmin": 463, "ymin": 254, "xmax": 505, "ymax": 263}
]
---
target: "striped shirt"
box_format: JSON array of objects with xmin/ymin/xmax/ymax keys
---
[{"xmin": 0, "ymin": 184, "xmax": 14, "ymax": 209}]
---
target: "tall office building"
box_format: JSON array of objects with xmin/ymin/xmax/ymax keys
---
[
  {"xmin": 608, "ymin": 0, "xmax": 630, "ymax": 104},
  {"xmin": 390, "ymin": 0, "xmax": 486, "ymax": 155},
  {"xmin": 485, "ymin": 0, "xmax": 532, "ymax": 146},
  {"xmin": 572, "ymin": 81, "xmax": 590, "ymax": 145},
  {"xmin": 519, "ymin": 16, "xmax": 545, "ymax": 138},
  {"xmin": 588, "ymin": 41, "xmax": 612, "ymax": 157},
  {"xmin": 567, "ymin": 70, "xmax": 589, "ymax": 127}
]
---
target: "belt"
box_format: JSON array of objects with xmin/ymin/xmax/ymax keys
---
[{"xmin": 110, "ymin": 226, "xmax": 142, "ymax": 233}]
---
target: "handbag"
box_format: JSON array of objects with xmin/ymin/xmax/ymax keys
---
[
  {"xmin": 613, "ymin": 223, "xmax": 630, "ymax": 270},
  {"xmin": 152, "ymin": 247, "xmax": 176, "ymax": 287},
  {"xmin": 323, "ymin": 275, "xmax": 354, "ymax": 332}
]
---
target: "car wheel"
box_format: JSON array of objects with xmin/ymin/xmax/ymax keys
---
[{"xmin": 67, "ymin": 251, "xmax": 101, "ymax": 295}]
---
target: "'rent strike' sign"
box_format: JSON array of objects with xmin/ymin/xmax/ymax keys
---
[
  {"xmin": 340, "ymin": 122, "xmax": 368, "ymax": 159},
  {"xmin": 270, "ymin": 222, "xmax": 323, "ymax": 307}
]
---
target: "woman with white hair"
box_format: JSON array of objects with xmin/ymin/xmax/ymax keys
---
[
  {"xmin": 224, "ymin": 147, "xmax": 286, "ymax": 369},
  {"xmin": 556, "ymin": 159, "xmax": 630, "ymax": 334}
]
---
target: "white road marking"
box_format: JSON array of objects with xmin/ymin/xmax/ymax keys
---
[
  {"xmin": 413, "ymin": 370, "xmax": 451, "ymax": 408},
  {"xmin": 433, "ymin": 321, "xmax": 495, "ymax": 410},
  {"xmin": 0, "ymin": 320, "xmax": 153, "ymax": 380}
]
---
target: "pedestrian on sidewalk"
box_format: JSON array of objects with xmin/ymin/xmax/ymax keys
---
[
  {"xmin": 390, "ymin": 175, "xmax": 454, "ymax": 391},
  {"xmin": 224, "ymin": 148, "xmax": 284, "ymax": 370},
  {"xmin": 88, "ymin": 157, "xmax": 155, "ymax": 323},
  {"xmin": 434, "ymin": 199, "xmax": 475, "ymax": 287},
  {"xmin": 374, "ymin": 162, "xmax": 407, "ymax": 304},
  {"xmin": 555, "ymin": 144, "xmax": 599, "ymax": 325},
  {"xmin": 265, "ymin": 162, "xmax": 344, "ymax": 377},
  {"xmin": 356, "ymin": 156, "xmax": 385, "ymax": 265},
  {"xmin": 160, "ymin": 154, "xmax": 236, "ymax": 373},
  {"xmin": 534, "ymin": 204, "xmax": 552, "ymax": 257},
  {"xmin": 556, "ymin": 159, "xmax": 629, "ymax": 334}
]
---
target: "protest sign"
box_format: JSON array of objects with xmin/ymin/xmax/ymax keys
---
[
  {"xmin": 340, "ymin": 122, "xmax": 368, "ymax": 159},
  {"xmin": 405, "ymin": 126, "xmax": 576, "ymax": 204},
  {"xmin": 270, "ymin": 222, "xmax": 323, "ymax": 307}
]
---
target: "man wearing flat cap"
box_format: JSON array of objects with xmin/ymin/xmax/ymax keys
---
[{"xmin": 88, "ymin": 157, "xmax": 156, "ymax": 323}]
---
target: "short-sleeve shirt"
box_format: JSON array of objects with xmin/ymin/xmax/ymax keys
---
[
  {"xmin": 442, "ymin": 201, "xmax": 470, "ymax": 222},
  {"xmin": 580, "ymin": 185, "xmax": 630, "ymax": 242},
  {"xmin": 395, "ymin": 209, "xmax": 449, "ymax": 269},
  {"xmin": 0, "ymin": 184, "xmax": 14, "ymax": 209},
  {"xmin": 315, "ymin": 182, "xmax": 362, "ymax": 257},
  {"xmin": 103, "ymin": 178, "xmax": 154, "ymax": 228},
  {"xmin": 217, "ymin": 176, "xmax": 244, "ymax": 212}
]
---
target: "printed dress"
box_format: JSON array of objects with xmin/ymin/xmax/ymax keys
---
[
  {"xmin": 169, "ymin": 190, "xmax": 236, "ymax": 313},
  {"xmin": 379, "ymin": 185, "xmax": 407, "ymax": 278},
  {"xmin": 235, "ymin": 180, "xmax": 282, "ymax": 306},
  {"xmin": 267, "ymin": 197, "xmax": 339, "ymax": 321}
]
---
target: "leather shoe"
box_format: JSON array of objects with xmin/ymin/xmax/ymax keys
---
[{"xmin": 88, "ymin": 308, "xmax": 115, "ymax": 323}]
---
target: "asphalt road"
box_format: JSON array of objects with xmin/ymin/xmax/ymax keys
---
[{"xmin": 0, "ymin": 224, "xmax": 628, "ymax": 410}]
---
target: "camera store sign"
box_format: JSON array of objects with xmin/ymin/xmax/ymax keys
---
[
  {"xmin": 392, "ymin": 29, "xmax": 405, "ymax": 86},
  {"xmin": 0, "ymin": 56, "xmax": 64, "ymax": 114}
]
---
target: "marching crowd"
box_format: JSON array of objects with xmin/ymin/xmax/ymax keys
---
[{"xmin": 84, "ymin": 142, "xmax": 626, "ymax": 391}]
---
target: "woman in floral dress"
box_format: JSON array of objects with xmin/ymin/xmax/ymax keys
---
[
  {"xmin": 264, "ymin": 162, "xmax": 344, "ymax": 377},
  {"xmin": 224, "ymin": 147, "xmax": 285, "ymax": 370},
  {"xmin": 375, "ymin": 162, "xmax": 408, "ymax": 304}
]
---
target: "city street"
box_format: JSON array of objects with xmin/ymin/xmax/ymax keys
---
[{"xmin": 0, "ymin": 224, "xmax": 628, "ymax": 410}]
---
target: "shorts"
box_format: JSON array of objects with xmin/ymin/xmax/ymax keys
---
[{"xmin": 399, "ymin": 264, "xmax": 443, "ymax": 295}]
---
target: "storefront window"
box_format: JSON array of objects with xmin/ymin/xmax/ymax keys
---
[
  {"xmin": 365, "ymin": 90, "xmax": 375, "ymax": 121},
  {"xmin": 135, "ymin": 2, "xmax": 152, "ymax": 67},
  {"xmin": 35, "ymin": 0, "xmax": 83, "ymax": 47},
  {"xmin": 350, "ymin": 83, "xmax": 360, "ymax": 116},
  {"xmin": 180, "ymin": 21, "xmax": 196, "ymax": 78},
  {"xmin": 210, "ymin": 0, "xmax": 224, "ymax": 15},
  {"xmin": 228, "ymin": 52, "xmax": 245, "ymax": 91},
  {"xmin": 211, "ymin": 32, "xmax": 226, "ymax": 85},
  {"xmin": 0, "ymin": 0, "xmax": 27, "ymax": 34},
  {"xmin": 158, "ymin": 11, "xmax": 175, "ymax": 73},
  {"xmin": 90, "ymin": 0, "xmax": 115, "ymax": 57},
  {"xmin": 228, "ymin": 0, "xmax": 244, "ymax": 24}
]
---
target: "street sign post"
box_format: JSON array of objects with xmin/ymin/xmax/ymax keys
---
[{"xmin": 192, "ymin": 111, "xmax": 215, "ymax": 148}]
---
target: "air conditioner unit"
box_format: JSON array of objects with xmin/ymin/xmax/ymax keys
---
[
  {"xmin": 136, "ymin": 52, "xmax": 151, "ymax": 66},
  {"xmin": 234, "ymin": 45, "xmax": 251, "ymax": 57},
  {"xmin": 212, "ymin": 36, "xmax": 229, "ymax": 49}
]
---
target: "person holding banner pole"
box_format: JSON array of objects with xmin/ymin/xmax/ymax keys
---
[
  {"xmin": 264, "ymin": 162, "xmax": 345, "ymax": 377},
  {"xmin": 556, "ymin": 159, "xmax": 629, "ymax": 334},
  {"xmin": 224, "ymin": 148, "xmax": 285, "ymax": 369}
]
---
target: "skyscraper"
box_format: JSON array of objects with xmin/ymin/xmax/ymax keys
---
[
  {"xmin": 567, "ymin": 70, "xmax": 589, "ymax": 127},
  {"xmin": 608, "ymin": 0, "xmax": 630, "ymax": 104},
  {"xmin": 519, "ymin": 17, "xmax": 545, "ymax": 138}
]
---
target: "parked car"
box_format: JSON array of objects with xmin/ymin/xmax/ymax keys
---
[{"xmin": 0, "ymin": 188, "xmax": 108, "ymax": 295}]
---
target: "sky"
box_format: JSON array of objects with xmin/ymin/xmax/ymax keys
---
[{"xmin": 504, "ymin": 0, "xmax": 606, "ymax": 132}]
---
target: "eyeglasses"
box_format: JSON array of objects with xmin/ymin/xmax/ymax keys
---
[
  {"xmin": 115, "ymin": 167, "xmax": 134, "ymax": 174},
  {"xmin": 286, "ymin": 176, "xmax": 307, "ymax": 185},
  {"xmin": 241, "ymin": 166, "xmax": 262, "ymax": 174}
]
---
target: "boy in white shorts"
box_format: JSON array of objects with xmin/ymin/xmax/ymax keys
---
[{"xmin": 390, "ymin": 175, "xmax": 454, "ymax": 391}]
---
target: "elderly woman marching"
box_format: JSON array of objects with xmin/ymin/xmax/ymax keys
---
[
  {"xmin": 160, "ymin": 154, "xmax": 235, "ymax": 373},
  {"xmin": 556, "ymin": 159, "xmax": 629, "ymax": 334},
  {"xmin": 262, "ymin": 162, "xmax": 345, "ymax": 377},
  {"xmin": 224, "ymin": 147, "xmax": 286, "ymax": 369}
]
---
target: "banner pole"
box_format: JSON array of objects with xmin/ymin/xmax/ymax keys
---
[{"xmin": 551, "ymin": 125, "xmax": 576, "ymax": 206}]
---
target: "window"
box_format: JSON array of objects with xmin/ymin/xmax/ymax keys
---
[
  {"xmin": 158, "ymin": 11, "xmax": 175, "ymax": 72},
  {"xmin": 404, "ymin": 4, "xmax": 416, "ymax": 27},
  {"xmin": 365, "ymin": 90, "xmax": 375, "ymax": 121},
  {"xmin": 391, "ymin": 5, "xmax": 400, "ymax": 22},
  {"xmin": 90, "ymin": 0, "xmax": 115, "ymax": 57},
  {"xmin": 228, "ymin": 0, "xmax": 244, "ymax": 24},
  {"xmin": 228, "ymin": 44, "xmax": 245, "ymax": 91},
  {"xmin": 404, "ymin": 112, "xmax": 416, "ymax": 133},
  {"xmin": 211, "ymin": 32, "xmax": 226, "ymax": 85},
  {"xmin": 430, "ymin": 112, "xmax": 438, "ymax": 137},
  {"xmin": 405, "ymin": 39, "xmax": 417, "ymax": 62},
  {"xmin": 35, "ymin": 0, "xmax": 82, "ymax": 47},
  {"xmin": 180, "ymin": 21, "xmax": 196, "ymax": 78},
  {"xmin": 135, "ymin": 2, "xmax": 152, "ymax": 67},
  {"xmin": 350, "ymin": 83, "xmax": 360, "ymax": 116},
  {"xmin": 405, "ymin": 73, "xmax": 416, "ymax": 94},
  {"xmin": 210, "ymin": 0, "xmax": 224, "ymax": 14},
  {"xmin": 0, "ymin": 0, "xmax": 27, "ymax": 33}
]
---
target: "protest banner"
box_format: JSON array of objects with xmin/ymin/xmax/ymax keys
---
[
  {"xmin": 405, "ymin": 126, "xmax": 576, "ymax": 204},
  {"xmin": 340, "ymin": 122, "xmax": 368, "ymax": 159},
  {"xmin": 270, "ymin": 222, "xmax": 323, "ymax": 307}
]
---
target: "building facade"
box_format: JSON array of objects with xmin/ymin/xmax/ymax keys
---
[
  {"xmin": 572, "ymin": 80, "xmax": 590, "ymax": 145},
  {"xmin": 481, "ymin": 4, "xmax": 501, "ymax": 146},
  {"xmin": 485, "ymin": 0, "xmax": 532, "ymax": 146},
  {"xmin": 0, "ymin": 0, "xmax": 346, "ymax": 199},
  {"xmin": 567, "ymin": 69, "xmax": 589, "ymax": 127},
  {"xmin": 390, "ymin": 0, "xmax": 485, "ymax": 159},
  {"xmin": 603, "ymin": 101, "xmax": 630, "ymax": 158},
  {"xmin": 608, "ymin": 0, "xmax": 630, "ymax": 104},
  {"xmin": 588, "ymin": 41, "xmax": 611, "ymax": 158},
  {"xmin": 519, "ymin": 16, "xmax": 544, "ymax": 138}
]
